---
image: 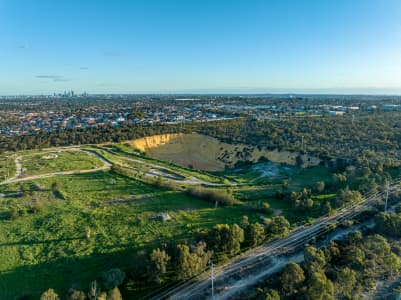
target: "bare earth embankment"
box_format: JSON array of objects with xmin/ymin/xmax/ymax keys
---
[{"xmin": 128, "ymin": 133, "xmax": 320, "ymax": 171}]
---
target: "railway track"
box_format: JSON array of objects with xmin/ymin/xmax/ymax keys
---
[{"xmin": 147, "ymin": 178, "xmax": 401, "ymax": 300}]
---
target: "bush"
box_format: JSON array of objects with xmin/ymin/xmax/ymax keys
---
[
  {"xmin": 29, "ymin": 201, "xmax": 44, "ymax": 214},
  {"xmin": 187, "ymin": 187, "xmax": 235, "ymax": 206},
  {"xmin": 101, "ymin": 268, "xmax": 125, "ymax": 290},
  {"xmin": 66, "ymin": 289, "xmax": 86, "ymax": 300},
  {"xmin": 40, "ymin": 289, "xmax": 59, "ymax": 300},
  {"xmin": 7, "ymin": 207, "xmax": 19, "ymax": 220}
]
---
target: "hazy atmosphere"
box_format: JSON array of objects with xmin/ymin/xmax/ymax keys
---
[{"xmin": 1, "ymin": 0, "xmax": 401, "ymax": 94}]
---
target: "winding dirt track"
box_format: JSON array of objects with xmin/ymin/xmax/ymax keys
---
[
  {"xmin": 107, "ymin": 152, "xmax": 231, "ymax": 186},
  {"xmin": 0, "ymin": 147, "xmax": 229, "ymax": 187},
  {"xmin": 0, "ymin": 149, "xmax": 112, "ymax": 185}
]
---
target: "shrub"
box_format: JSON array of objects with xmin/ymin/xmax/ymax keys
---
[
  {"xmin": 101, "ymin": 268, "xmax": 125, "ymax": 290},
  {"xmin": 40, "ymin": 289, "xmax": 59, "ymax": 300},
  {"xmin": 187, "ymin": 187, "xmax": 235, "ymax": 206},
  {"xmin": 7, "ymin": 207, "xmax": 19, "ymax": 220}
]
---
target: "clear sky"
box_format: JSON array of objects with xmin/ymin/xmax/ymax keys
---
[{"xmin": 1, "ymin": 0, "xmax": 401, "ymax": 95}]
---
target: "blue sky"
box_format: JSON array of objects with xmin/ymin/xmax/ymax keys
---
[{"xmin": 1, "ymin": 0, "xmax": 401, "ymax": 95}]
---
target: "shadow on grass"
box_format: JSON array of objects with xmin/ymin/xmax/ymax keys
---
[
  {"xmin": 0, "ymin": 249, "xmax": 138, "ymax": 300},
  {"xmin": 0, "ymin": 237, "xmax": 83, "ymax": 247},
  {"xmin": 0, "ymin": 233, "xmax": 191, "ymax": 300}
]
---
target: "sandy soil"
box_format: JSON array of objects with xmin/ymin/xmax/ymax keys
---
[{"xmin": 128, "ymin": 133, "xmax": 321, "ymax": 171}]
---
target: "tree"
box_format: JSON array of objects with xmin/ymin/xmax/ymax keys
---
[
  {"xmin": 208, "ymin": 224, "xmax": 244, "ymax": 255},
  {"xmin": 281, "ymin": 262, "xmax": 305, "ymax": 296},
  {"xmin": 375, "ymin": 212, "xmax": 401, "ymax": 237},
  {"xmin": 343, "ymin": 245, "xmax": 365, "ymax": 270},
  {"xmin": 149, "ymin": 248, "xmax": 170, "ymax": 283},
  {"xmin": 241, "ymin": 215, "xmax": 249, "ymax": 228},
  {"xmin": 8, "ymin": 207, "xmax": 19, "ymax": 220},
  {"xmin": 97, "ymin": 293, "xmax": 107, "ymax": 300},
  {"xmin": 267, "ymin": 216, "xmax": 290, "ymax": 237},
  {"xmin": 335, "ymin": 267, "xmax": 357, "ymax": 300},
  {"xmin": 67, "ymin": 289, "xmax": 86, "ymax": 300},
  {"xmin": 315, "ymin": 181, "xmax": 325, "ymax": 193},
  {"xmin": 51, "ymin": 181, "xmax": 60, "ymax": 191},
  {"xmin": 176, "ymin": 242, "xmax": 212, "ymax": 280},
  {"xmin": 88, "ymin": 281, "xmax": 101, "ymax": 300},
  {"xmin": 247, "ymin": 223, "xmax": 265, "ymax": 247},
  {"xmin": 230, "ymin": 223, "xmax": 245, "ymax": 255},
  {"xmin": 364, "ymin": 234, "xmax": 391, "ymax": 263},
  {"xmin": 333, "ymin": 173, "xmax": 347, "ymax": 185},
  {"xmin": 322, "ymin": 201, "xmax": 333, "ymax": 216},
  {"xmin": 40, "ymin": 289, "xmax": 60, "ymax": 300},
  {"xmin": 106, "ymin": 287, "xmax": 122, "ymax": 300},
  {"xmin": 101, "ymin": 268, "xmax": 125, "ymax": 290},
  {"xmin": 385, "ymin": 252, "xmax": 401, "ymax": 279},
  {"xmin": 304, "ymin": 246, "xmax": 327, "ymax": 275},
  {"xmin": 334, "ymin": 188, "xmax": 362, "ymax": 207},
  {"xmin": 262, "ymin": 202, "xmax": 271, "ymax": 213},
  {"xmin": 306, "ymin": 272, "xmax": 334, "ymax": 300},
  {"xmin": 265, "ymin": 289, "xmax": 280, "ymax": 300}
]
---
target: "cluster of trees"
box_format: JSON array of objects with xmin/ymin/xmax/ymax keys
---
[
  {"xmin": 274, "ymin": 155, "xmax": 396, "ymax": 221},
  {"xmin": 5, "ymin": 201, "xmax": 43, "ymax": 220},
  {"xmin": 136, "ymin": 216, "xmax": 290, "ymax": 285},
  {"xmin": 277, "ymin": 186, "xmax": 362, "ymax": 218},
  {"xmin": 332, "ymin": 163, "xmax": 392, "ymax": 193},
  {"xmin": 375, "ymin": 208, "xmax": 401, "ymax": 238},
  {"xmin": 255, "ymin": 232, "xmax": 401, "ymax": 300},
  {"xmin": 0, "ymin": 122, "xmax": 187, "ymax": 153},
  {"xmin": 3, "ymin": 182, "xmax": 67, "ymax": 221},
  {"xmin": 195, "ymin": 112, "xmax": 401, "ymax": 168},
  {"xmin": 1, "ymin": 108, "xmax": 400, "ymax": 172},
  {"xmin": 40, "ymin": 268, "xmax": 125, "ymax": 300}
]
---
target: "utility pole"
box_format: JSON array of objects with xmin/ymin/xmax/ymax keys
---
[
  {"xmin": 211, "ymin": 260, "xmax": 215, "ymax": 300},
  {"xmin": 385, "ymin": 181, "xmax": 390, "ymax": 213},
  {"xmin": 352, "ymin": 114, "xmax": 355, "ymax": 125},
  {"xmin": 301, "ymin": 135, "xmax": 304, "ymax": 152}
]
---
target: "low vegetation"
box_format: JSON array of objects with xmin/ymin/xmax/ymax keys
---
[
  {"xmin": 20, "ymin": 150, "xmax": 103, "ymax": 177},
  {"xmin": 186, "ymin": 187, "xmax": 236, "ymax": 206},
  {"xmin": 0, "ymin": 155, "xmax": 15, "ymax": 180},
  {"xmin": 251, "ymin": 230, "xmax": 401, "ymax": 300}
]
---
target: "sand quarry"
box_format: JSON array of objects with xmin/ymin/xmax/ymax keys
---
[{"xmin": 128, "ymin": 133, "xmax": 320, "ymax": 172}]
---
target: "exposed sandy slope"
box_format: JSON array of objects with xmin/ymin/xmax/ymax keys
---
[{"xmin": 128, "ymin": 133, "xmax": 320, "ymax": 171}]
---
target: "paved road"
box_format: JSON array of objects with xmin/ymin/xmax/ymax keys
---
[{"xmin": 149, "ymin": 179, "xmax": 401, "ymax": 300}]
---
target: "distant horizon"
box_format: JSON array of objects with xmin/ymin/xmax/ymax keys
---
[{"xmin": 2, "ymin": 88, "xmax": 401, "ymax": 97}]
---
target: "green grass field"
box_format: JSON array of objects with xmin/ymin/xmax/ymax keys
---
[
  {"xmin": 0, "ymin": 156, "xmax": 15, "ymax": 180},
  {"xmin": 20, "ymin": 150, "xmax": 104, "ymax": 177},
  {"xmin": 0, "ymin": 169, "xmax": 265, "ymax": 299},
  {"xmin": 0, "ymin": 143, "xmax": 339, "ymax": 299}
]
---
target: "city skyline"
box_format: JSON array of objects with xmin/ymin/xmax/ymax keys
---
[{"xmin": 1, "ymin": 0, "xmax": 401, "ymax": 95}]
